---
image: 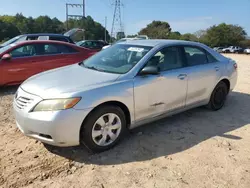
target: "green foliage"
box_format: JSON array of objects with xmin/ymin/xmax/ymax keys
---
[
  {"xmin": 0, "ymin": 14, "xmax": 110, "ymax": 43},
  {"xmin": 200, "ymin": 23, "xmax": 247, "ymax": 47},
  {"xmin": 168, "ymin": 31, "xmax": 181, "ymax": 40},
  {"xmin": 138, "ymin": 21, "xmax": 248, "ymax": 47},
  {"xmin": 126, "ymin": 34, "xmax": 138, "ymax": 38},
  {"xmin": 0, "ymin": 20, "xmax": 20, "ymax": 42},
  {"xmin": 66, "ymin": 16, "xmax": 110, "ymax": 41},
  {"xmin": 240, "ymin": 39, "xmax": 250, "ymax": 48},
  {"xmin": 138, "ymin": 21, "xmax": 171, "ymax": 39},
  {"xmin": 180, "ymin": 33, "xmax": 198, "ymax": 41}
]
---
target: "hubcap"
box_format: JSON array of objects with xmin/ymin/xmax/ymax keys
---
[{"xmin": 92, "ymin": 113, "xmax": 122, "ymax": 146}]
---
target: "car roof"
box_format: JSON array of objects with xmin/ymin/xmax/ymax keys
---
[
  {"xmin": 13, "ymin": 40, "xmax": 76, "ymax": 46},
  {"xmin": 19, "ymin": 33, "xmax": 68, "ymax": 37},
  {"xmin": 120, "ymin": 39, "xmax": 202, "ymax": 47}
]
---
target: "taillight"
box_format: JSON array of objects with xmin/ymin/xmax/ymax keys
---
[{"xmin": 233, "ymin": 63, "xmax": 237, "ymax": 69}]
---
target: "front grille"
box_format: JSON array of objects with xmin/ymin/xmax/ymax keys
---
[
  {"xmin": 14, "ymin": 88, "xmax": 41, "ymax": 111},
  {"xmin": 15, "ymin": 96, "xmax": 34, "ymax": 110}
]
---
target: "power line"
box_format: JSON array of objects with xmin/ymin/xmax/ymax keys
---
[
  {"xmin": 66, "ymin": 0, "xmax": 85, "ymax": 30},
  {"xmin": 111, "ymin": 0, "xmax": 123, "ymax": 40}
]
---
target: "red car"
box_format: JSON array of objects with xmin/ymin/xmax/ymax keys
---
[{"xmin": 0, "ymin": 40, "xmax": 97, "ymax": 86}]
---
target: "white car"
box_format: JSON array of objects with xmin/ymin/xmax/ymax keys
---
[
  {"xmin": 222, "ymin": 46, "xmax": 243, "ymax": 53},
  {"xmin": 244, "ymin": 48, "xmax": 250, "ymax": 54}
]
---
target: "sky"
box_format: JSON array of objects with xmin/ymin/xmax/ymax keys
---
[{"xmin": 0, "ymin": 0, "xmax": 249, "ymax": 35}]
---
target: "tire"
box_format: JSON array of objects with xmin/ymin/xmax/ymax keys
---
[
  {"xmin": 207, "ymin": 81, "xmax": 228, "ymax": 111},
  {"xmin": 80, "ymin": 105, "xmax": 126, "ymax": 152}
]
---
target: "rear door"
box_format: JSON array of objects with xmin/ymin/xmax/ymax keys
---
[
  {"xmin": 35, "ymin": 43, "xmax": 81, "ymax": 71},
  {"xmin": 183, "ymin": 46, "xmax": 223, "ymax": 106}
]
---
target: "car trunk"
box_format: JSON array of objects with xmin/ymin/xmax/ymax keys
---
[{"xmin": 64, "ymin": 28, "xmax": 85, "ymax": 42}]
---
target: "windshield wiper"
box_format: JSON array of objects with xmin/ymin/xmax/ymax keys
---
[{"xmin": 81, "ymin": 64, "xmax": 107, "ymax": 72}]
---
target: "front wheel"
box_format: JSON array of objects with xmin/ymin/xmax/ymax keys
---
[
  {"xmin": 207, "ymin": 81, "xmax": 228, "ymax": 111},
  {"xmin": 80, "ymin": 105, "xmax": 126, "ymax": 152}
]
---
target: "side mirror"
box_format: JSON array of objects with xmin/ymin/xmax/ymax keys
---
[
  {"xmin": 1, "ymin": 54, "xmax": 12, "ymax": 61},
  {"xmin": 139, "ymin": 66, "xmax": 159, "ymax": 76}
]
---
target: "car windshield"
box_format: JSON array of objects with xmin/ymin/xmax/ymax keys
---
[
  {"xmin": 1, "ymin": 36, "xmax": 21, "ymax": 47},
  {"xmin": 81, "ymin": 44, "xmax": 152, "ymax": 74},
  {"xmin": 0, "ymin": 43, "xmax": 16, "ymax": 54},
  {"xmin": 76, "ymin": 41, "xmax": 85, "ymax": 46}
]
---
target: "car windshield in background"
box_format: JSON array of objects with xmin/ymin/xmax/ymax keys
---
[
  {"xmin": 1, "ymin": 36, "xmax": 21, "ymax": 47},
  {"xmin": 76, "ymin": 41, "xmax": 85, "ymax": 46},
  {"xmin": 81, "ymin": 44, "xmax": 152, "ymax": 74},
  {"xmin": 0, "ymin": 44, "xmax": 16, "ymax": 54}
]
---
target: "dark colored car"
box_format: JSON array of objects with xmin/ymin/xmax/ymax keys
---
[
  {"xmin": 0, "ymin": 40, "xmax": 97, "ymax": 86},
  {"xmin": 0, "ymin": 28, "xmax": 85, "ymax": 48},
  {"xmin": 76, "ymin": 40, "xmax": 109, "ymax": 50}
]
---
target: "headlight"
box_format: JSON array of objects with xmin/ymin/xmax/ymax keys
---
[{"xmin": 33, "ymin": 97, "xmax": 81, "ymax": 112}]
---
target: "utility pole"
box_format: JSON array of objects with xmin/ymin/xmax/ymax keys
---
[
  {"xmin": 104, "ymin": 16, "xmax": 107, "ymax": 42},
  {"xmin": 111, "ymin": 0, "xmax": 123, "ymax": 42},
  {"xmin": 66, "ymin": 0, "xmax": 85, "ymax": 30}
]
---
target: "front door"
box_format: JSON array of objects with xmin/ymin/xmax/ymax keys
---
[
  {"xmin": 133, "ymin": 46, "xmax": 188, "ymax": 122},
  {"xmin": 1, "ymin": 43, "xmax": 42, "ymax": 85}
]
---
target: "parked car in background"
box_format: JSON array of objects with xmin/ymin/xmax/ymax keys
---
[
  {"xmin": 213, "ymin": 47, "xmax": 224, "ymax": 53},
  {"xmin": 222, "ymin": 46, "xmax": 244, "ymax": 53},
  {"xmin": 135, "ymin": 35, "xmax": 149, "ymax": 39},
  {"xmin": 76, "ymin": 40, "xmax": 109, "ymax": 50},
  {"xmin": 244, "ymin": 48, "xmax": 250, "ymax": 54},
  {"xmin": 13, "ymin": 39, "xmax": 237, "ymax": 152},
  {"xmin": 0, "ymin": 40, "xmax": 97, "ymax": 86},
  {"xmin": 0, "ymin": 28, "xmax": 84, "ymax": 48}
]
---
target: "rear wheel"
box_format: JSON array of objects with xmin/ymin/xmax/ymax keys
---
[
  {"xmin": 207, "ymin": 81, "xmax": 228, "ymax": 111},
  {"xmin": 80, "ymin": 105, "xmax": 126, "ymax": 152}
]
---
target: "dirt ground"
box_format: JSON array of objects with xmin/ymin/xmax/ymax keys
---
[{"xmin": 0, "ymin": 54, "xmax": 250, "ymax": 188}]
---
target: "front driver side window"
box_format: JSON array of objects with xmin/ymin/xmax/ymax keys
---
[
  {"xmin": 10, "ymin": 44, "xmax": 37, "ymax": 58},
  {"xmin": 146, "ymin": 46, "xmax": 184, "ymax": 71}
]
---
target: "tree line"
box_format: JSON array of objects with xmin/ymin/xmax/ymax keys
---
[
  {"xmin": 0, "ymin": 13, "xmax": 111, "ymax": 42},
  {"xmin": 1, "ymin": 14, "xmax": 249, "ymax": 47},
  {"xmin": 132, "ymin": 21, "xmax": 250, "ymax": 47}
]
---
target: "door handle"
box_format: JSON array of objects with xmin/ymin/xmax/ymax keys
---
[
  {"xmin": 215, "ymin": 67, "xmax": 219, "ymax": 71},
  {"xmin": 177, "ymin": 74, "xmax": 187, "ymax": 80}
]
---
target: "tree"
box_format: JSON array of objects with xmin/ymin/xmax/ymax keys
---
[
  {"xmin": 240, "ymin": 39, "xmax": 250, "ymax": 48},
  {"xmin": 180, "ymin": 33, "xmax": 198, "ymax": 41},
  {"xmin": 127, "ymin": 34, "xmax": 137, "ymax": 38},
  {"xmin": 138, "ymin": 21, "xmax": 171, "ymax": 39},
  {"xmin": 201, "ymin": 23, "xmax": 247, "ymax": 47},
  {"xmin": 0, "ymin": 14, "xmax": 111, "ymax": 43},
  {"xmin": 0, "ymin": 20, "xmax": 20, "ymax": 41},
  {"xmin": 194, "ymin": 30, "xmax": 206, "ymax": 41},
  {"xmin": 168, "ymin": 31, "xmax": 181, "ymax": 40}
]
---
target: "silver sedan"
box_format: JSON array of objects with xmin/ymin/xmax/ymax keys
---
[{"xmin": 13, "ymin": 40, "xmax": 238, "ymax": 152}]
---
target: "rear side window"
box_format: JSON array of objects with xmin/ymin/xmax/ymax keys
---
[
  {"xmin": 35, "ymin": 44, "xmax": 78, "ymax": 55},
  {"xmin": 207, "ymin": 53, "xmax": 217, "ymax": 63},
  {"xmin": 184, "ymin": 47, "xmax": 208, "ymax": 66}
]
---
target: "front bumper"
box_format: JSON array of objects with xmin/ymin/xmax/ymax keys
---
[{"xmin": 13, "ymin": 102, "xmax": 92, "ymax": 147}]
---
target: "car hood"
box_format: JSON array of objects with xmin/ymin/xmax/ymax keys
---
[{"xmin": 21, "ymin": 64, "xmax": 120, "ymax": 98}]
